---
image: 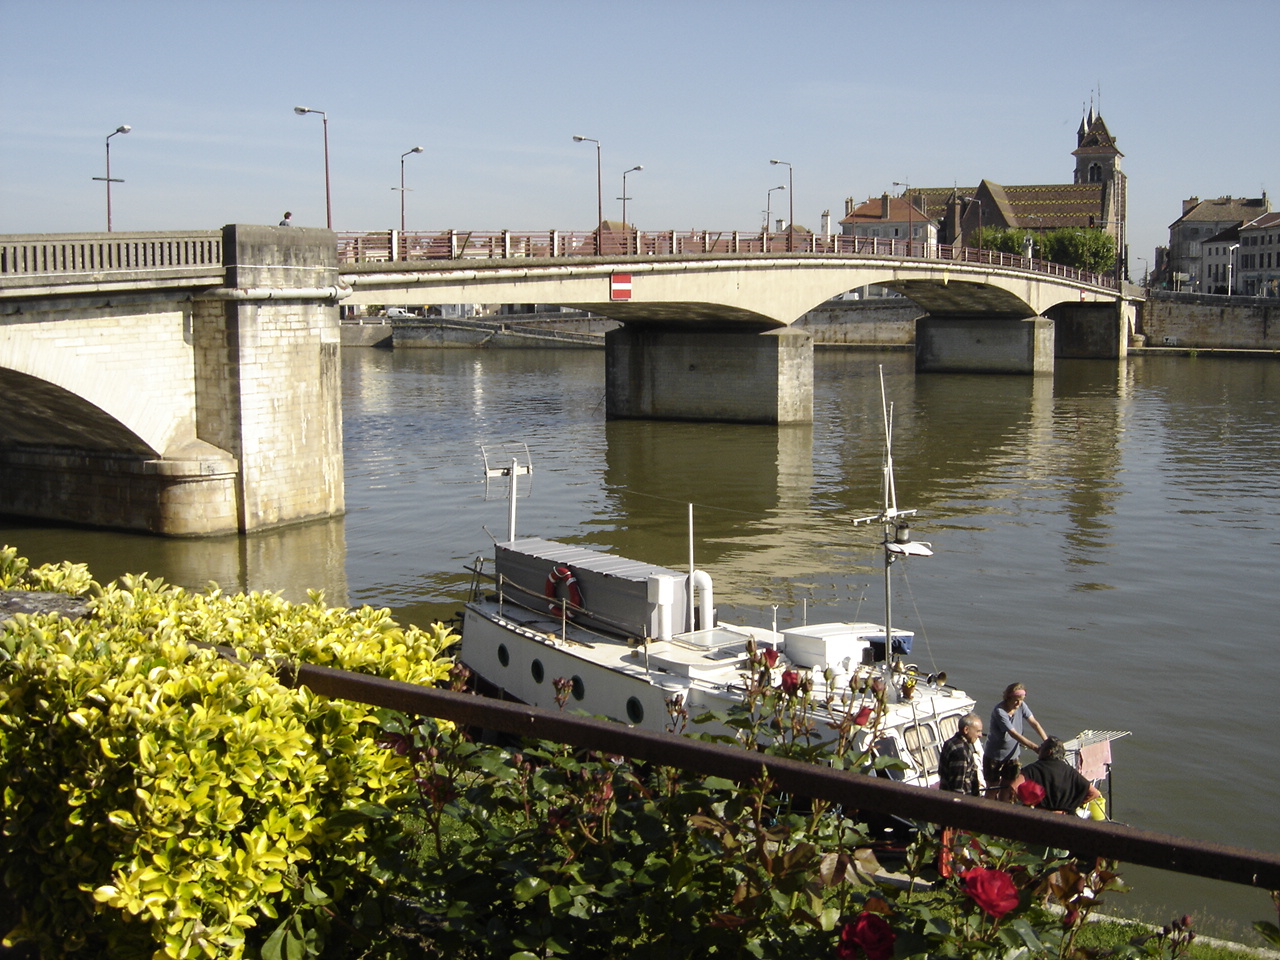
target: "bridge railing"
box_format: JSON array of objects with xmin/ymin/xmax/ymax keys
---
[
  {"xmin": 336, "ymin": 228, "xmax": 1114, "ymax": 289},
  {"xmin": 0, "ymin": 231, "xmax": 223, "ymax": 286}
]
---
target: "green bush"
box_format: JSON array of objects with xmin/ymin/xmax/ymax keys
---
[{"xmin": 0, "ymin": 547, "xmax": 455, "ymax": 959}]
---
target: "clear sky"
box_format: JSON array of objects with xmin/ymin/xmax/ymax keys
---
[{"xmin": 2, "ymin": 0, "xmax": 1276, "ymax": 271}]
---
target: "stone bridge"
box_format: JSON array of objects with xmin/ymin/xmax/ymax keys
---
[
  {"xmin": 0, "ymin": 226, "xmax": 1133, "ymax": 535},
  {"xmin": 0, "ymin": 226, "xmax": 344, "ymax": 536},
  {"xmin": 339, "ymin": 231, "xmax": 1132, "ymax": 423}
]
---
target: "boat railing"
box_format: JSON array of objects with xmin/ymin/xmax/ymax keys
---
[{"xmin": 467, "ymin": 564, "xmax": 646, "ymax": 644}]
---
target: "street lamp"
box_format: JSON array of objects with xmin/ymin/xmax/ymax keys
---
[
  {"xmin": 396, "ymin": 146, "xmax": 424, "ymax": 232},
  {"xmin": 573, "ymin": 135, "xmax": 602, "ymax": 254},
  {"xmin": 893, "ymin": 180, "xmax": 912, "ymax": 256},
  {"xmin": 93, "ymin": 125, "xmax": 130, "ymax": 232},
  {"xmin": 770, "ymin": 159, "xmax": 793, "ymax": 250},
  {"xmin": 765, "ymin": 185, "xmax": 786, "ymax": 251},
  {"xmin": 294, "ymin": 106, "xmax": 332, "ymax": 229},
  {"xmin": 1227, "ymin": 244, "xmax": 1239, "ymax": 295},
  {"xmin": 618, "ymin": 165, "xmax": 642, "ymax": 227}
]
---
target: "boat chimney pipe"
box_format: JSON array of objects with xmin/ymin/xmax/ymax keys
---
[{"xmin": 692, "ymin": 569, "xmax": 715, "ymax": 630}]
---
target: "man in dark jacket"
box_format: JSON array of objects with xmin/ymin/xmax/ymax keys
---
[
  {"xmin": 938, "ymin": 713, "xmax": 984, "ymax": 795},
  {"xmin": 1020, "ymin": 737, "xmax": 1101, "ymax": 813}
]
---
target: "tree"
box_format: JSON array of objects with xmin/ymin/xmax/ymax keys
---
[{"xmin": 1041, "ymin": 228, "xmax": 1116, "ymax": 274}]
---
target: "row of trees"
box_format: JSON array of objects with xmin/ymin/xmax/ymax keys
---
[{"xmin": 973, "ymin": 226, "xmax": 1117, "ymax": 275}]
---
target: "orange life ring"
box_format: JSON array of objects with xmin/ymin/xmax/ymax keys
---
[{"xmin": 545, "ymin": 565, "xmax": 583, "ymax": 617}]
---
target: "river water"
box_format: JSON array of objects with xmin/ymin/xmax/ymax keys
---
[{"xmin": 4, "ymin": 347, "xmax": 1278, "ymax": 937}]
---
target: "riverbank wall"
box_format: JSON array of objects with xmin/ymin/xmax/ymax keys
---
[{"xmin": 1136, "ymin": 292, "xmax": 1280, "ymax": 351}]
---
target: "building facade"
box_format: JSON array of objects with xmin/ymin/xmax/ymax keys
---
[
  {"xmin": 1236, "ymin": 211, "xmax": 1280, "ymax": 297},
  {"xmin": 1164, "ymin": 195, "xmax": 1270, "ymax": 291}
]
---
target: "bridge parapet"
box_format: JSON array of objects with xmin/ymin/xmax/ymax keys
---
[
  {"xmin": 335, "ymin": 229, "xmax": 1114, "ymax": 290},
  {"xmin": 0, "ymin": 231, "xmax": 223, "ymax": 295}
]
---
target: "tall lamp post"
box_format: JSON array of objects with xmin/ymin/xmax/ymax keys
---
[
  {"xmin": 93, "ymin": 125, "xmax": 131, "ymax": 232},
  {"xmin": 618, "ymin": 165, "xmax": 642, "ymax": 255},
  {"xmin": 770, "ymin": 159, "xmax": 793, "ymax": 250},
  {"xmin": 618, "ymin": 165, "xmax": 642, "ymax": 226},
  {"xmin": 765, "ymin": 185, "xmax": 786, "ymax": 251},
  {"xmin": 573, "ymin": 135, "xmax": 602, "ymax": 254},
  {"xmin": 893, "ymin": 180, "xmax": 912, "ymax": 256},
  {"xmin": 396, "ymin": 146, "xmax": 424, "ymax": 231},
  {"xmin": 294, "ymin": 106, "xmax": 332, "ymax": 229}
]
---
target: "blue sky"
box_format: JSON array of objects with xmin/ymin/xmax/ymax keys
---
[{"xmin": 2, "ymin": 0, "xmax": 1276, "ymax": 269}]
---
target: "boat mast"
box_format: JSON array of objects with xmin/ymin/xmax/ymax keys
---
[{"xmin": 853, "ymin": 367, "xmax": 932, "ymax": 697}]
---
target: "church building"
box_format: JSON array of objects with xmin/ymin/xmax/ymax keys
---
[{"xmin": 841, "ymin": 107, "xmax": 1127, "ymax": 281}]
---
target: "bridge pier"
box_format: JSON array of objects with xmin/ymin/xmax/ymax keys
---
[
  {"xmin": 1049, "ymin": 299, "xmax": 1130, "ymax": 359},
  {"xmin": 605, "ymin": 326, "xmax": 813, "ymax": 424},
  {"xmin": 915, "ymin": 316, "xmax": 1055, "ymax": 374}
]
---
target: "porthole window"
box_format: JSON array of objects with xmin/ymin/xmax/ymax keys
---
[
  {"xmin": 497, "ymin": 644, "xmax": 510, "ymax": 667},
  {"xmin": 626, "ymin": 697, "xmax": 645, "ymax": 724},
  {"xmin": 531, "ymin": 659, "xmax": 544, "ymax": 684},
  {"xmin": 570, "ymin": 675, "xmax": 585, "ymax": 701}
]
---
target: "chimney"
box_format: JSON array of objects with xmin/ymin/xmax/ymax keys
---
[
  {"xmin": 1183, "ymin": 197, "xmax": 1200, "ymax": 214},
  {"xmin": 881, "ymin": 194, "xmax": 891, "ymax": 219},
  {"xmin": 845, "ymin": 196, "xmax": 856, "ymax": 217},
  {"xmin": 821, "ymin": 209, "xmax": 831, "ymax": 236}
]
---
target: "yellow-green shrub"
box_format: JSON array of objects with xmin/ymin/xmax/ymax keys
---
[{"xmin": 0, "ymin": 548, "xmax": 456, "ymax": 959}]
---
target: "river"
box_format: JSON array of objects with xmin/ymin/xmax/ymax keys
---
[{"xmin": 4, "ymin": 346, "xmax": 1278, "ymax": 938}]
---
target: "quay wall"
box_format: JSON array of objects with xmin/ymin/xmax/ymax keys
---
[{"xmin": 1137, "ymin": 293, "xmax": 1280, "ymax": 350}]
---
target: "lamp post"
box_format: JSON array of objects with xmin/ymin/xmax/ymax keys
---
[
  {"xmin": 618, "ymin": 165, "xmax": 642, "ymax": 227},
  {"xmin": 1227, "ymin": 244, "xmax": 1239, "ymax": 295},
  {"xmin": 573, "ymin": 135, "xmax": 602, "ymax": 254},
  {"xmin": 765, "ymin": 185, "xmax": 786, "ymax": 251},
  {"xmin": 396, "ymin": 146, "xmax": 424, "ymax": 231},
  {"xmin": 893, "ymin": 180, "xmax": 911, "ymax": 256},
  {"xmin": 770, "ymin": 159, "xmax": 793, "ymax": 250},
  {"xmin": 294, "ymin": 106, "xmax": 332, "ymax": 229},
  {"xmin": 93, "ymin": 125, "xmax": 130, "ymax": 232}
]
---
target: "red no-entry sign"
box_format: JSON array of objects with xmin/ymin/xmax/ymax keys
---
[{"xmin": 610, "ymin": 273, "xmax": 632, "ymax": 301}]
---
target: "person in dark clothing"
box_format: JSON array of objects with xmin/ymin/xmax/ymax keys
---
[
  {"xmin": 938, "ymin": 713, "xmax": 984, "ymax": 795},
  {"xmin": 1020, "ymin": 737, "xmax": 1101, "ymax": 814}
]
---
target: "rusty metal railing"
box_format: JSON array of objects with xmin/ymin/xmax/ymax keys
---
[
  {"xmin": 279, "ymin": 660, "xmax": 1280, "ymax": 892},
  {"xmin": 335, "ymin": 228, "xmax": 1115, "ymax": 290}
]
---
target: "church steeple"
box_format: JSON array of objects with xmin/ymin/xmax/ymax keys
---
[{"xmin": 1073, "ymin": 108, "xmax": 1123, "ymax": 184}]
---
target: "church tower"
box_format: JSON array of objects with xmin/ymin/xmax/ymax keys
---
[
  {"xmin": 1073, "ymin": 107, "xmax": 1123, "ymax": 184},
  {"xmin": 1072, "ymin": 106, "xmax": 1127, "ymax": 279}
]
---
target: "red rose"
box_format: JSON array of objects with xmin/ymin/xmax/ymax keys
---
[
  {"xmin": 836, "ymin": 912, "xmax": 896, "ymax": 960},
  {"xmin": 762, "ymin": 647, "xmax": 779, "ymax": 668},
  {"xmin": 962, "ymin": 867, "xmax": 1020, "ymax": 919},
  {"xmin": 780, "ymin": 669, "xmax": 801, "ymax": 695},
  {"xmin": 853, "ymin": 706, "xmax": 873, "ymax": 726},
  {"xmin": 1015, "ymin": 780, "xmax": 1045, "ymax": 807}
]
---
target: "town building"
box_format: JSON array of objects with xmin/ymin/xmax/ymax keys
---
[
  {"xmin": 1163, "ymin": 195, "xmax": 1270, "ymax": 291},
  {"xmin": 1201, "ymin": 225, "xmax": 1241, "ymax": 294},
  {"xmin": 1236, "ymin": 211, "xmax": 1280, "ymax": 297}
]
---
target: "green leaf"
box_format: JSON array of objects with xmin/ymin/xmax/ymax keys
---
[
  {"xmin": 1255, "ymin": 921, "xmax": 1280, "ymax": 947},
  {"xmin": 513, "ymin": 876, "xmax": 551, "ymax": 902}
]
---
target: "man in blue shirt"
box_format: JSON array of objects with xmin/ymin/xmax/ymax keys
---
[{"xmin": 982, "ymin": 682, "xmax": 1047, "ymax": 786}]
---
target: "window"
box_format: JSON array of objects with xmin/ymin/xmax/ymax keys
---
[{"xmin": 903, "ymin": 722, "xmax": 942, "ymax": 771}]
